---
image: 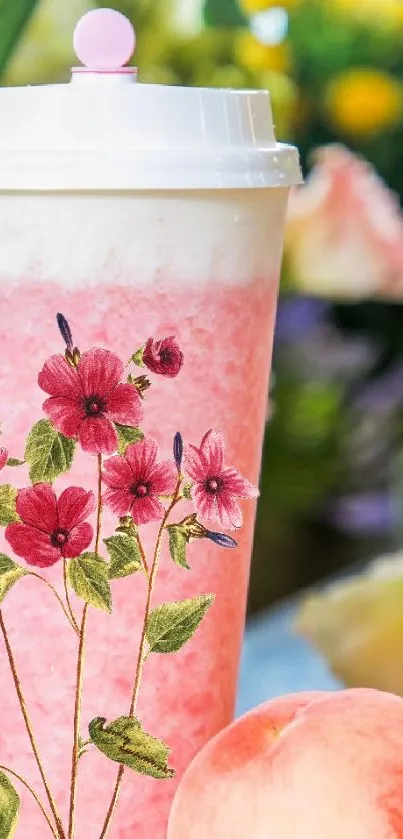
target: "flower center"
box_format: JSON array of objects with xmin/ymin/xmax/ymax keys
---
[
  {"xmin": 131, "ymin": 483, "xmax": 149, "ymax": 498},
  {"xmin": 84, "ymin": 395, "xmax": 106, "ymax": 417},
  {"xmin": 206, "ymin": 478, "xmax": 220, "ymax": 494},
  {"xmin": 160, "ymin": 349, "xmax": 172, "ymax": 363},
  {"xmin": 51, "ymin": 529, "xmax": 69, "ymax": 548}
]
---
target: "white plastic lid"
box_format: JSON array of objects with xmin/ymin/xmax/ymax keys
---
[{"xmin": 0, "ymin": 8, "xmax": 302, "ymax": 191}]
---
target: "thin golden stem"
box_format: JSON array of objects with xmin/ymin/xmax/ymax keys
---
[
  {"xmin": 63, "ymin": 562, "xmax": 80, "ymax": 634},
  {"xmin": 68, "ymin": 454, "xmax": 103, "ymax": 839},
  {"xmin": 0, "ymin": 611, "xmax": 66, "ymax": 839},
  {"xmin": 29, "ymin": 573, "xmax": 79, "ymax": 636},
  {"xmin": 99, "ymin": 478, "xmax": 182, "ymax": 839},
  {"xmin": 0, "ymin": 764, "xmax": 58, "ymax": 838},
  {"xmin": 68, "ymin": 605, "xmax": 88, "ymax": 839}
]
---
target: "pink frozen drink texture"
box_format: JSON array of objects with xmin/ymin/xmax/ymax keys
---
[{"xmin": 0, "ymin": 255, "xmax": 279, "ymax": 837}]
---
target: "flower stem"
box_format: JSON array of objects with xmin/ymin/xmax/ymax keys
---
[
  {"xmin": 0, "ymin": 611, "xmax": 66, "ymax": 839},
  {"xmin": 63, "ymin": 562, "xmax": 80, "ymax": 634},
  {"xmin": 99, "ymin": 477, "xmax": 182, "ymax": 839},
  {"xmin": 68, "ymin": 604, "xmax": 88, "ymax": 839},
  {"xmin": 29, "ymin": 573, "xmax": 79, "ymax": 636},
  {"xmin": 68, "ymin": 454, "xmax": 103, "ymax": 839},
  {"xmin": 0, "ymin": 764, "xmax": 58, "ymax": 838}
]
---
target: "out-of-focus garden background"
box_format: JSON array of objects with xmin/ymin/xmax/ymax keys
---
[{"xmin": 6, "ymin": 0, "xmax": 403, "ymax": 697}]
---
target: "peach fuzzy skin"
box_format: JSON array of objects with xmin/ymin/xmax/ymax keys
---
[{"xmin": 167, "ymin": 688, "xmax": 403, "ymax": 839}]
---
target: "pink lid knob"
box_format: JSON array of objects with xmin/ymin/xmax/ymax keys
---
[{"xmin": 73, "ymin": 8, "xmax": 136, "ymax": 71}]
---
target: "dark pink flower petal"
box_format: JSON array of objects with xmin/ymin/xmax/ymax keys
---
[
  {"xmin": 58, "ymin": 487, "xmax": 96, "ymax": 531},
  {"xmin": 102, "ymin": 455, "xmax": 134, "ymax": 490},
  {"xmin": 184, "ymin": 444, "xmax": 209, "ymax": 481},
  {"xmin": 0, "ymin": 448, "xmax": 8, "ymax": 471},
  {"xmin": 131, "ymin": 495, "xmax": 165, "ymax": 525},
  {"xmin": 107, "ymin": 383, "xmax": 144, "ymax": 427},
  {"xmin": 16, "ymin": 484, "xmax": 58, "ymax": 534},
  {"xmin": 125, "ymin": 438, "xmax": 158, "ymax": 480},
  {"xmin": 103, "ymin": 486, "xmax": 133, "ymax": 516},
  {"xmin": 192, "ymin": 484, "xmax": 219, "ymax": 522},
  {"xmin": 78, "ymin": 349, "xmax": 124, "ymax": 398},
  {"xmin": 62, "ymin": 522, "xmax": 94, "ymax": 558},
  {"xmin": 42, "ymin": 397, "xmax": 84, "ymax": 438},
  {"xmin": 38, "ymin": 354, "xmax": 82, "ymax": 399},
  {"xmin": 148, "ymin": 461, "xmax": 178, "ymax": 496},
  {"xmin": 200, "ymin": 430, "xmax": 225, "ymax": 474},
  {"xmin": 5, "ymin": 522, "xmax": 60, "ymax": 568},
  {"xmin": 78, "ymin": 416, "xmax": 118, "ymax": 455},
  {"xmin": 216, "ymin": 493, "xmax": 243, "ymax": 530},
  {"xmin": 143, "ymin": 336, "xmax": 183, "ymax": 378},
  {"xmin": 220, "ymin": 467, "xmax": 259, "ymax": 499}
]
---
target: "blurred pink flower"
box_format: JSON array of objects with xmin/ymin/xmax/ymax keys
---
[
  {"xmin": 286, "ymin": 144, "xmax": 403, "ymax": 300},
  {"xmin": 185, "ymin": 430, "xmax": 258, "ymax": 530}
]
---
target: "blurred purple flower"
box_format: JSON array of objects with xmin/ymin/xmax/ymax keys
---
[
  {"xmin": 275, "ymin": 297, "xmax": 329, "ymax": 343},
  {"xmin": 353, "ymin": 365, "xmax": 403, "ymax": 413},
  {"xmin": 323, "ymin": 492, "xmax": 396, "ymax": 536},
  {"xmin": 277, "ymin": 322, "xmax": 378, "ymax": 383}
]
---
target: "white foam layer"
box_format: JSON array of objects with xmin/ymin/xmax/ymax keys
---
[{"xmin": 0, "ymin": 190, "xmax": 289, "ymax": 288}]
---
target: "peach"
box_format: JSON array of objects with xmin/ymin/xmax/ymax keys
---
[{"xmin": 167, "ymin": 689, "xmax": 403, "ymax": 839}]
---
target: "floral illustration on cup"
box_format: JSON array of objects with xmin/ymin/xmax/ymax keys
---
[{"xmin": 0, "ymin": 312, "xmax": 258, "ymax": 839}]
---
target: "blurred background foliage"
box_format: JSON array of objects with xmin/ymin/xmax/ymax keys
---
[{"xmin": 3, "ymin": 0, "xmax": 403, "ymax": 616}]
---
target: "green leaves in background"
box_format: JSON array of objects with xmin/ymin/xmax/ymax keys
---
[
  {"xmin": 115, "ymin": 424, "xmax": 144, "ymax": 455},
  {"xmin": 0, "ymin": 486, "xmax": 19, "ymax": 526},
  {"xmin": 67, "ymin": 553, "xmax": 112, "ymax": 614},
  {"xmin": 89, "ymin": 716, "xmax": 174, "ymax": 780},
  {"xmin": 146, "ymin": 594, "xmax": 214, "ymax": 654},
  {"xmin": 0, "ymin": 555, "xmax": 27, "ymax": 604},
  {"xmin": 0, "ymin": 771, "xmax": 20, "ymax": 839},
  {"xmin": 0, "ymin": 0, "xmax": 39, "ymax": 78},
  {"xmin": 203, "ymin": 0, "xmax": 247, "ymax": 28},
  {"xmin": 25, "ymin": 420, "xmax": 75, "ymax": 484},
  {"xmin": 104, "ymin": 534, "xmax": 143, "ymax": 579}
]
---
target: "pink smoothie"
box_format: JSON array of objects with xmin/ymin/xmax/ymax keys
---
[{"xmin": 0, "ymin": 275, "xmax": 277, "ymax": 838}]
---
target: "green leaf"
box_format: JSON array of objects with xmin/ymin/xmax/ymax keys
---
[
  {"xmin": 67, "ymin": 553, "xmax": 112, "ymax": 613},
  {"xmin": 0, "ymin": 771, "xmax": 20, "ymax": 839},
  {"xmin": 130, "ymin": 347, "xmax": 145, "ymax": 367},
  {"xmin": 203, "ymin": 0, "xmax": 247, "ymax": 27},
  {"xmin": 167, "ymin": 526, "xmax": 190, "ymax": 571},
  {"xmin": 88, "ymin": 716, "xmax": 174, "ymax": 780},
  {"xmin": 115, "ymin": 424, "xmax": 144, "ymax": 455},
  {"xmin": 0, "ymin": 486, "xmax": 18, "ymax": 526},
  {"xmin": 6, "ymin": 459, "xmax": 24, "ymax": 468},
  {"xmin": 103, "ymin": 534, "xmax": 143, "ymax": 579},
  {"xmin": 182, "ymin": 482, "xmax": 193, "ymax": 500},
  {"xmin": 146, "ymin": 595, "xmax": 214, "ymax": 654},
  {"xmin": 0, "ymin": 0, "xmax": 39, "ymax": 78},
  {"xmin": 25, "ymin": 420, "xmax": 75, "ymax": 484},
  {"xmin": 0, "ymin": 555, "xmax": 27, "ymax": 604}
]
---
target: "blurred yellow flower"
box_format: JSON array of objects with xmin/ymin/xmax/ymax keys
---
[
  {"xmin": 325, "ymin": 68, "xmax": 403, "ymax": 138},
  {"xmin": 239, "ymin": 0, "xmax": 300, "ymax": 11},
  {"xmin": 236, "ymin": 31, "xmax": 291, "ymax": 74}
]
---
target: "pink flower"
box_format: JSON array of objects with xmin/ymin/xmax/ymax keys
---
[
  {"xmin": 5, "ymin": 483, "xmax": 95, "ymax": 568},
  {"xmin": 143, "ymin": 337, "xmax": 183, "ymax": 378},
  {"xmin": 185, "ymin": 430, "xmax": 258, "ymax": 530},
  {"xmin": 286, "ymin": 144, "xmax": 403, "ymax": 300},
  {"xmin": 103, "ymin": 437, "xmax": 178, "ymax": 525},
  {"xmin": 38, "ymin": 348, "xmax": 144, "ymax": 455},
  {"xmin": 0, "ymin": 448, "xmax": 8, "ymax": 471}
]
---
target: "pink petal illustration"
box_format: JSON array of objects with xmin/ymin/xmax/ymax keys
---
[
  {"xmin": 107, "ymin": 383, "xmax": 144, "ymax": 427},
  {"xmin": 16, "ymin": 484, "xmax": 58, "ymax": 534},
  {"xmin": 5, "ymin": 523, "xmax": 60, "ymax": 568},
  {"xmin": 38, "ymin": 354, "xmax": 82, "ymax": 398},
  {"xmin": 63, "ymin": 522, "xmax": 94, "ymax": 558},
  {"xmin": 78, "ymin": 348, "xmax": 124, "ymax": 397},
  {"xmin": 58, "ymin": 487, "xmax": 96, "ymax": 531},
  {"xmin": 78, "ymin": 416, "xmax": 118, "ymax": 455}
]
